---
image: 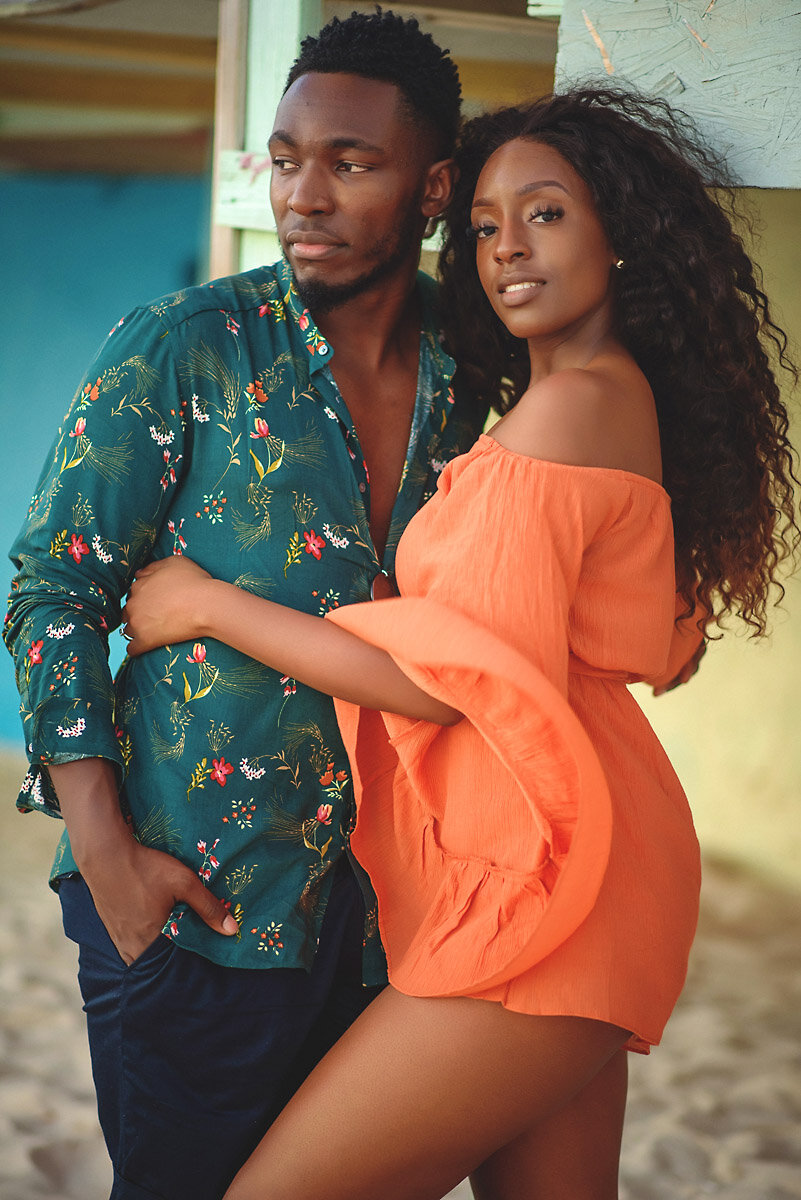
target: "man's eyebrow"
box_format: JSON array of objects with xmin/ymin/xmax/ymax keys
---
[
  {"xmin": 268, "ymin": 129, "xmax": 297, "ymax": 148},
  {"xmin": 472, "ymin": 179, "xmax": 570, "ymax": 207},
  {"xmin": 268, "ymin": 130, "xmax": 385, "ymax": 155}
]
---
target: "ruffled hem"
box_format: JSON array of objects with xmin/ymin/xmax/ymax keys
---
[{"xmin": 328, "ymin": 597, "xmax": 612, "ymax": 998}]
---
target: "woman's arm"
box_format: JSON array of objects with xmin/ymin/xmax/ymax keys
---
[{"xmin": 122, "ymin": 558, "xmax": 462, "ymax": 726}]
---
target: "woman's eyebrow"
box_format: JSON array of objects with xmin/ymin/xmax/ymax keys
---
[{"xmin": 472, "ymin": 179, "xmax": 570, "ymax": 207}]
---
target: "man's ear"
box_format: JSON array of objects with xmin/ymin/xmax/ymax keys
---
[{"xmin": 421, "ymin": 158, "xmax": 458, "ymax": 220}]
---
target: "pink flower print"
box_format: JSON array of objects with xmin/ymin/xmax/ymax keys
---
[
  {"xmin": 68, "ymin": 534, "xmax": 90, "ymax": 564},
  {"xmin": 298, "ymin": 310, "xmax": 310, "ymax": 331},
  {"xmin": 303, "ymin": 530, "xmax": 325, "ymax": 560},
  {"xmin": 210, "ymin": 757, "xmax": 234, "ymax": 786},
  {"xmin": 69, "ymin": 417, "xmax": 86, "ymax": 438},
  {"xmin": 251, "ymin": 417, "xmax": 270, "ymax": 439},
  {"xmin": 167, "ymin": 518, "xmax": 187, "ymax": 556},
  {"xmin": 258, "ymin": 302, "xmax": 270, "ymax": 317},
  {"xmin": 316, "ymin": 804, "xmax": 333, "ymax": 826},
  {"xmin": 28, "ymin": 640, "xmax": 44, "ymax": 665},
  {"xmin": 187, "ymin": 642, "xmax": 206, "ymax": 663}
]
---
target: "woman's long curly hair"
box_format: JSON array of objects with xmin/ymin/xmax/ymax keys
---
[{"xmin": 439, "ymin": 87, "xmax": 799, "ymax": 636}]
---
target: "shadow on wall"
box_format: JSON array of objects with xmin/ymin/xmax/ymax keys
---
[{"xmin": 0, "ymin": 171, "xmax": 210, "ymax": 748}]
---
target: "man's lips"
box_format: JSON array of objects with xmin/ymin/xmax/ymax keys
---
[{"xmin": 286, "ymin": 230, "xmax": 344, "ymax": 260}]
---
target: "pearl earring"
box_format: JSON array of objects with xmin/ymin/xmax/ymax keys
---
[{"xmin": 614, "ymin": 258, "xmax": 625, "ymax": 270}]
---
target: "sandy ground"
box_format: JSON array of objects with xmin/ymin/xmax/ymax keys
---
[{"xmin": 1, "ymin": 750, "xmax": 799, "ymax": 1200}]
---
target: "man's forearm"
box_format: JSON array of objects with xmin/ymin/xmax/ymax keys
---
[{"xmin": 46, "ymin": 759, "xmax": 133, "ymax": 871}]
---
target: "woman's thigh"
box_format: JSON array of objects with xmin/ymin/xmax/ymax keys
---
[
  {"xmin": 223, "ymin": 986, "xmax": 629, "ymax": 1200},
  {"xmin": 470, "ymin": 1048, "xmax": 629, "ymax": 1200}
]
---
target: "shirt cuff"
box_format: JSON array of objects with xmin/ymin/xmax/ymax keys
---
[{"xmin": 18, "ymin": 696, "xmax": 125, "ymax": 816}]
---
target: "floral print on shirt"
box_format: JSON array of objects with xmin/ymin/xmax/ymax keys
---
[{"xmin": 4, "ymin": 260, "xmax": 486, "ymax": 976}]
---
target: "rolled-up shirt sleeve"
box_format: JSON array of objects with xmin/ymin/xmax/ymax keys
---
[{"xmin": 3, "ymin": 305, "xmax": 186, "ymax": 812}]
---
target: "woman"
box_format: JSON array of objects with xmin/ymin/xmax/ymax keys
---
[{"xmin": 122, "ymin": 89, "xmax": 798, "ymax": 1199}]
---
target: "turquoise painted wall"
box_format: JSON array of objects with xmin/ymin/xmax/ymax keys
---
[{"xmin": 0, "ymin": 173, "xmax": 210, "ymax": 747}]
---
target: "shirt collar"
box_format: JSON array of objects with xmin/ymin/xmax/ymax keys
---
[
  {"xmin": 277, "ymin": 258, "xmax": 455, "ymax": 385},
  {"xmin": 277, "ymin": 257, "xmax": 334, "ymax": 372}
]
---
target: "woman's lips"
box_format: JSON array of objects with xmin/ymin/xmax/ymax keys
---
[{"xmin": 498, "ymin": 280, "xmax": 545, "ymax": 306}]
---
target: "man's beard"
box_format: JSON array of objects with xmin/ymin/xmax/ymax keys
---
[{"xmin": 291, "ymin": 205, "xmax": 421, "ymax": 316}]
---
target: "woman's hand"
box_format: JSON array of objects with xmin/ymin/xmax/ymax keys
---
[{"xmin": 121, "ymin": 556, "xmax": 215, "ymax": 656}]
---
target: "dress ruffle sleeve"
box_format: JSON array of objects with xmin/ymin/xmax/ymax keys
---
[{"xmin": 326, "ymin": 441, "xmax": 615, "ymax": 1000}]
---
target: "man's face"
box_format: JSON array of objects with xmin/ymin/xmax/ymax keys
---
[{"xmin": 269, "ymin": 72, "xmax": 432, "ymax": 313}]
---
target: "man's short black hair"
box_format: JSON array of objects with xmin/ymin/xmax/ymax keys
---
[{"xmin": 284, "ymin": 8, "xmax": 462, "ymax": 159}]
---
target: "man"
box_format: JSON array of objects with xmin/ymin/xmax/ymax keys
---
[{"xmin": 4, "ymin": 11, "xmax": 485, "ymax": 1198}]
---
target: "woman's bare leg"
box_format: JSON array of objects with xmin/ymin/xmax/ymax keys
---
[
  {"xmin": 223, "ymin": 986, "xmax": 629, "ymax": 1200},
  {"xmin": 470, "ymin": 1048, "xmax": 628, "ymax": 1200}
]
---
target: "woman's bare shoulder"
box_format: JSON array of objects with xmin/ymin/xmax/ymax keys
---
[{"xmin": 489, "ymin": 362, "xmax": 662, "ymax": 483}]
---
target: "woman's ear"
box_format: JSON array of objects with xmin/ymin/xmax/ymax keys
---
[{"xmin": 421, "ymin": 158, "xmax": 458, "ymax": 220}]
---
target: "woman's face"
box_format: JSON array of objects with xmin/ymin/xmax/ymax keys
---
[{"xmin": 471, "ymin": 138, "xmax": 617, "ymax": 348}]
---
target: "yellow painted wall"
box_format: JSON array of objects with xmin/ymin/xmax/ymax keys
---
[
  {"xmin": 634, "ymin": 189, "xmax": 801, "ymax": 892},
  {"xmin": 458, "ymin": 58, "xmax": 554, "ymax": 110}
]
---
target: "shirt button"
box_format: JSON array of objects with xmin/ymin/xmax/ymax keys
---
[
  {"xmin": 317, "ymin": 343, "xmax": 329, "ymax": 355},
  {"xmin": 359, "ymin": 482, "xmax": 366, "ymax": 493}
]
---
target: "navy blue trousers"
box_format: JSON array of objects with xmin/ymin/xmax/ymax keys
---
[{"xmin": 59, "ymin": 860, "xmax": 382, "ymax": 1200}]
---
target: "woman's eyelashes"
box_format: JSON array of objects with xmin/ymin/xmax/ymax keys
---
[
  {"xmin": 531, "ymin": 204, "xmax": 563, "ymax": 223},
  {"xmin": 469, "ymin": 205, "xmax": 565, "ymax": 240}
]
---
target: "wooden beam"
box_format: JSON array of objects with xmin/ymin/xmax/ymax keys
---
[
  {"xmin": 209, "ymin": 0, "xmax": 248, "ymax": 278},
  {"xmin": 0, "ymin": 60, "xmax": 215, "ymax": 114},
  {"xmin": 0, "ymin": 21, "xmax": 217, "ymax": 71},
  {"xmin": 0, "ymin": 128, "xmax": 211, "ymax": 174}
]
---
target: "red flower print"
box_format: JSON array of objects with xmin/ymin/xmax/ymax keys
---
[
  {"xmin": 68, "ymin": 534, "xmax": 90, "ymax": 564},
  {"xmin": 209, "ymin": 855, "xmax": 219, "ymax": 869},
  {"xmin": 83, "ymin": 378, "xmax": 101, "ymax": 402},
  {"xmin": 211, "ymin": 758, "xmax": 234, "ymax": 786},
  {"xmin": 303, "ymin": 530, "xmax": 325, "ymax": 560},
  {"xmin": 319, "ymin": 762, "xmax": 335, "ymax": 787},
  {"xmin": 316, "ymin": 804, "xmax": 333, "ymax": 825},
  {"xmin": 187, "ymin": 642, "xmax": 206, "ymax": 663},
  {"xmin": 69, "ymin": 417, "xmax": 86, "ymax": 438},
  {"xmin": 335, "ymin": 770, "xmax": 348, "ymax": 782},
  {"xmin": 28, "ymin": 640, "xmax": 44, "ymax": 665},
  {"xmin": 299, "ymin": 311, "xmax": 310, "ymax": 331},
  {"xmin": 251, "ymin": 417, "xmax": 270, "ymax": 439},
  {"xmin": 258, "ymin": 303, "xmax": 270, "ymax": 317},
  {"xmin": 246, "ymin": 381, "xmax": 268, "ymax": 405}
]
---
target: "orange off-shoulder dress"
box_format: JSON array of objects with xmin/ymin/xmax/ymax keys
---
[{"xmin": 327, "ymin": 434, "xmax": 702, "ymax": 1053}]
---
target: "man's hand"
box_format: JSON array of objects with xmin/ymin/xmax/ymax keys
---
[
  {"xmin": 652, "ymin": 638, "xmax": 707, "ymax": 697},
  {"xmin": 81, "ymin": 838, "xmax": 238, "ymax": 965},
  {"xmin": 48, "ymin": 759, "xmax": 237, "ymax": 964}
]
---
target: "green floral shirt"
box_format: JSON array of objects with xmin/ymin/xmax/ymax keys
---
[{"xmin": 4, "ymin": 259, "xmax": 485, "ymax": 976}]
